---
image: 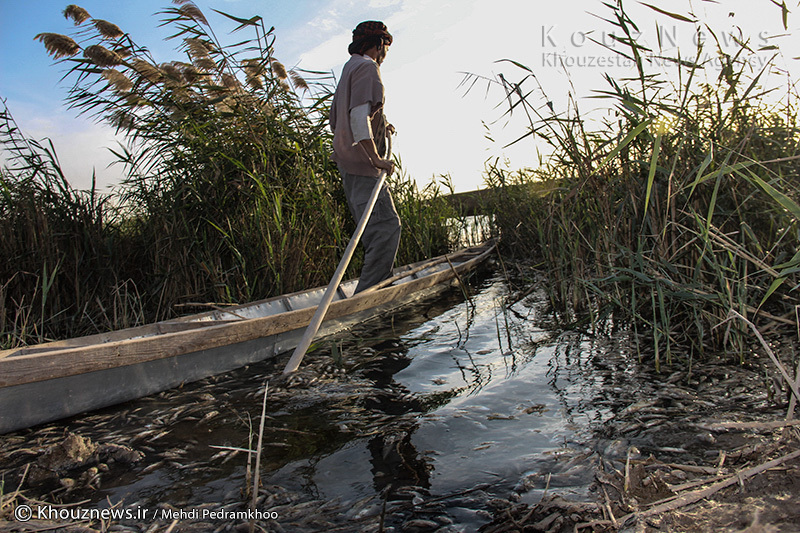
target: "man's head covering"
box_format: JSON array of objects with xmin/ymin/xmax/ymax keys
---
[{"xmin": 352, "ymin": 21, "xmax": 392, "ymax": 46}]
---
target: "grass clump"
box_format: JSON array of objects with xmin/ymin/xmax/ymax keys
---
[
  {"xmin": 1, "ymin": 2, "xmax": 456, "ymax": 348},
  {"xmin": 474, "ymin": 1, "xmax": 800, "ymax": 366}
]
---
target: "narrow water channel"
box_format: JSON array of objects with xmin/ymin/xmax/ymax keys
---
[{"xmin": 4, "ymin": 271, "xmax": 650, "ymax": 531}]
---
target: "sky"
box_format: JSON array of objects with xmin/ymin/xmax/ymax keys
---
[{"xmin": 1, "ymin": 0, "xmax": 799, "ymax": 192}]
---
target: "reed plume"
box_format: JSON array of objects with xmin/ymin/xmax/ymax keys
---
[
  {"xmin": 243, "ymin": 59, "xmax": 266, "ymax": 90},
  {"xmin": 185, "ymin": 38, "xmax": 212, "ymax": 59},
  {"xmin": 102, "ymin": 69, "xmax": 133, "ymax": 92},
  {"xmin": 270, "ymin": 59, "xmax": 288, "ymax": 80},
  {"xmin": 221, "ymin": 73, "xmax": 239, "ymax": 90},
  {"xmin": 92, "ymin": 19, "xmax": 124, "ymax": 40},
  {"xmin": 180, "ymin": 63, "xmax": 205, "ymax": 84},
  {"xmin": 160, "ymin": 62, "xmax": 185, "ymax": 83},
  {"xmin": 193, "ymin": 57, "xmax": 217, "ymax": 72},
  {"xmin": 63, "ymin": 5, "xmax": 90, "ymax": 25},
  {"xmin": 124, "ymin": 94, "xmax": 143, "ymax": 107},
  {"xmin": 112, "ymin": 46, "xmax": 133, "ymax": 59},
  {"xmin": 289, "ymin": 70, "xmax": 309, "ymax": 91},
  {"xmin": 83, "ymin": 44, "xmax": 123, "ymax": 67},
  {"xmin": 178, "ymin": 3, "xmax": 208, "ymax": 26},
  {"xmin": 35, "ymin": 33, "xmax": 80, "ymax": 59},
  {"xmin": 131, "ymin": 59, "xmax": 163, "ymax": 83}
]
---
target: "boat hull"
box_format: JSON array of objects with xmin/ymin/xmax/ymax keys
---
[{"xmin": 0, "ymin": 243, "xmax": 494, "ymax": 433}]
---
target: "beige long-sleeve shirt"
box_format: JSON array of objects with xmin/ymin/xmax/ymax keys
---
[{"xmin": 329, "ymin": 54, "xmax": 386, "ymax": 177}]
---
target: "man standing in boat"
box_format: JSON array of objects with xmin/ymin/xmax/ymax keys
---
[{"xmin": 329, "ymin": 21, "xmax": 401, "ymax": 293}]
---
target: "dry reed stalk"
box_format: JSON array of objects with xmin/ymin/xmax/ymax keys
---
[
  {"xmin": 787, "ymin": 357, "xmax": 800, "ymax": 422},
  {"xmin": 0, "ymin": 463, "xmax": 30, "ymax": 518},
  {"xmin": 627, "ymin": 449, "xmax": 800, "ymax": 520},
  {"xmin": 700, "ymin": 419, "xmax": 800, "ymax": 431},
  {"xmin": 244, "ymin": 413, "xmax": 253, "ymax": 497},
  {"xmin": 600, "ymin": 484, "xmax": 619, "ymax": 528},
  {"xmin": 249, "ymin": 381, "xmax": 269, "ymax": 533},
  {"xmin": 724, "ymin": 309, "xmax": 800, "ymax": 407}
]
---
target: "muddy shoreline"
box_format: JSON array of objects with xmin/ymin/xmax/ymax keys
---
[
  {"xmin": 4, "ymin": 357, "xmax": 796, "ymax": 533},
  {"xmin": 480, "ymin": 354, "xmax": 800, "ymax": 533}
]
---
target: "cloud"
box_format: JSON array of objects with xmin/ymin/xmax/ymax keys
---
[
  {"xmin": 3, "ymin": 101, "xmax": 126, "ymax": 191},
  {"xmin": 7, "ymin": 0, "xmax": 796, "ymax": 195},
  {"xmin": 50, "ymin": 123, "xmax": 126, "ymax": 191},
  {"xmin": 369, "ymin": 0, "xmax": 402, "ymax": 8},
  {"xmin": 375, "ymin": 0, "xmax": 548, "ymax": 189}
]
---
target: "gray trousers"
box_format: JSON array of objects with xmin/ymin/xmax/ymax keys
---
[{"xmin": 341, "ymin": 171, "xmax": 402, "ymax": 293}]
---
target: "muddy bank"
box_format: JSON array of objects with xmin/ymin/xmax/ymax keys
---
[{"xmin": 480, "ymin": 354, "xmax": 800, "ymax": 533}]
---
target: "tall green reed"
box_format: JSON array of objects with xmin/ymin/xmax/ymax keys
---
[
  {"xmin": 471, "ymin": 1, "xmax": 800, "ymax": 365},
  {"xmin": 388, "ymin": 162, "xmax": 461, "ymax": 262},
  {"xmin": 1, "ymin": 2, "xmax": 454, "ymax": 348},
  {"xmin": 1, "ymin": 102, "xmax": 119, "ymax": 345}
]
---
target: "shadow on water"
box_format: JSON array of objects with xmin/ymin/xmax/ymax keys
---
[{"xmin": 1, "ymin": 270, "xmax": 654, "ymax": 530}]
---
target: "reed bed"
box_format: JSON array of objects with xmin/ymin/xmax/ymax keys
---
[
  {"xmin": 0, "ymin": 2, "xmax": 456, "ymax": 348},
  {"xmin": 475, "ymin": 1, "xmax": 800, "ymax": 366}
]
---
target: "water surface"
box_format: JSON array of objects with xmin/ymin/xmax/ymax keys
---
[{"xmin": 7, "ymin": 272, "xmax": 646, "ymax": 530}]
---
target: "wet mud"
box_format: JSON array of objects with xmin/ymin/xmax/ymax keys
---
[{"xmin": 1, "ymin": 271, "xmax": 798, "ymax": 532}]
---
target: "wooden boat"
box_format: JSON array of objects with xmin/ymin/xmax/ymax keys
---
[{"xmin": 0, "ymin": 241, "xmax": 495, "ymax": 434}]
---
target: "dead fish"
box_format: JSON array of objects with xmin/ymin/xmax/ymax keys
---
[
  {"xmin": 141, "ymin": 460, "xmax": 166, "ymax": 474},
  {"xmin": 619, "ymin": 399, "xmax": 657, "ymax": 417},
  {"xmin": 487, "ymin": 413, "xmax": 516, "ymax": 420},
  {"xmin": 148, "ymin": 429, "xmax": 172, "ymax": 442},
  {"xmin": 165, "ymin": 405, "xmax": 191, "ymax": 423},
  {"xmin": 200, "ymin": 410, "xmax": 220, "ymax": 423},
  {"xmin": 132, "ymin": 428, "xmax": 160, "ymax": 440},
  {"xmin": 169, "ymin": 461, "xmax": 202, "ymax": 470},
  {"xmin": 159, "ymin": 449, "xmax": 187, "ymax": 460},
  {"xmin": 517, "ymin": 403, "xmax": 547, "ymax": 415},
  {"xmin": 403, "ymin": 519, "xmax": 440, "ymax": 530}
]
